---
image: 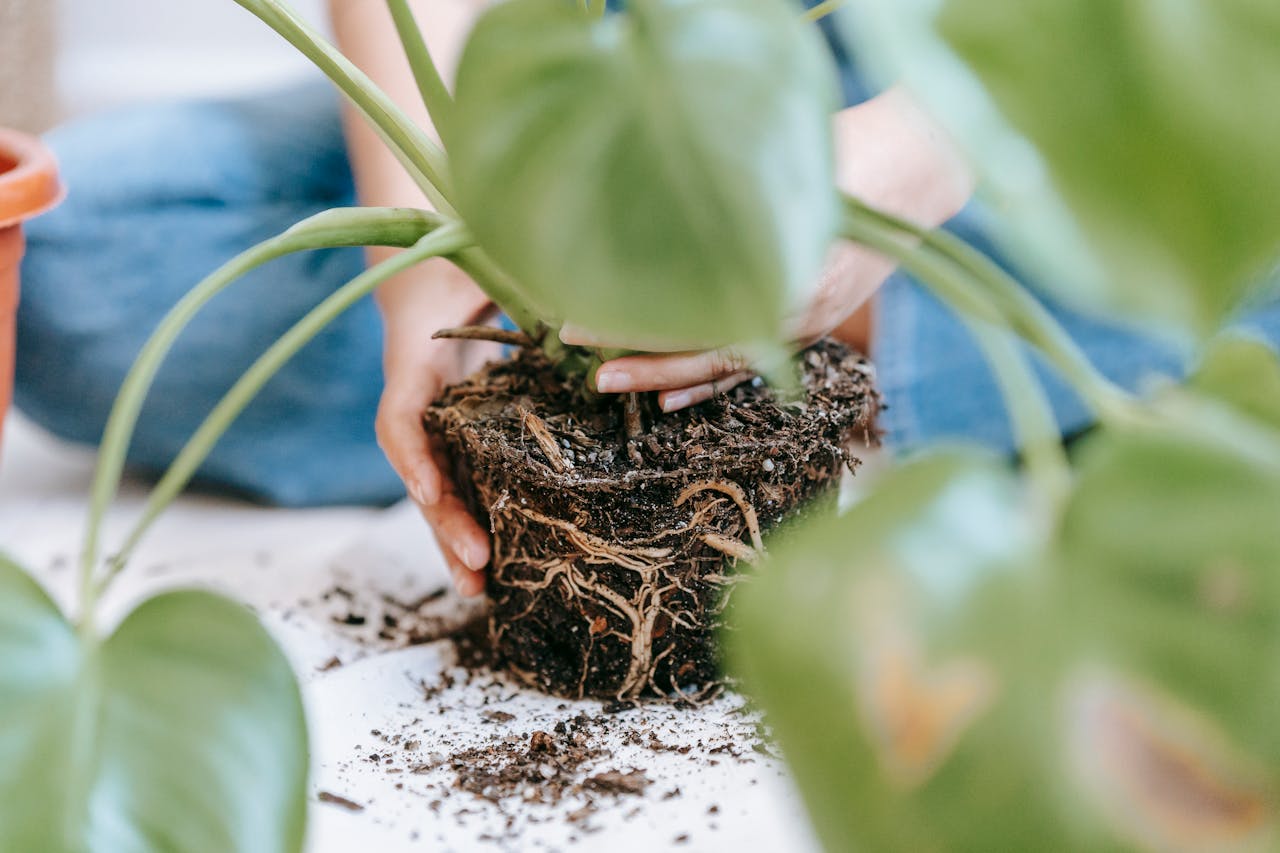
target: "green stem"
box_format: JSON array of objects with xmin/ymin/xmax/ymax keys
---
[
  {"xmin": 233, "ymin": 0, "xmax": 455, "ymax": 214},
  {"xmin": 452, "ymin": 248, "xmax": 547, "ymax": 339},
  {"xmin": 77, "ymin": 210, "xmax": 452, "ymax": 619},
  {"xmin": 588, "ymin": 0, "xmax": 607, "ymax": 18},
  {"xmin": 841, "ymin": 211, "xmax": 1072, "ymax": 507},
  {"xmin": 386, "ymin": 0, "xmax": 455, "ymax": 137},
  {"xmin": 802, "ymin": 0, "xmax": 846, "ymax": 23},
  {"xmin": 79, "ymin": 207, "xmax": 442, "ymax": 601},
  {"xmin": 965, "ymin": 318, "xmax": 1072, "ymax": 514},
  {"xmin": 842, "ymin": 194, "xmax": 1135, "ymax": 424}
]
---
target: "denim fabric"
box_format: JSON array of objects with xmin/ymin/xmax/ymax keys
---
[
  {"xmin": 873, "ymin": 212, "xmax": 1188, "ymax": 451},
  {"xmin": 16, "ymin": 85, "xmax": 404, "ymax": 506}
]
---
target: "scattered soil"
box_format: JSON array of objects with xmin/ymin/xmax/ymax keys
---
[
  {"xmin": 333, "ymin": 637, "xmax": 776, "ymax": 847},
  {"xmin": 427, "ymin": 338, "xmax": 878, "ymax": 700},
  {"xmin": 317, "ymin": 790, "xmax": 364, "ymax": 812}
]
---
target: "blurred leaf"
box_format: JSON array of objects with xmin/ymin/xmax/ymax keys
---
[
  {"xmin": 0, "ymin": 556, "xmax": 308, "ymax": 853},
  {"xmin": 1189, "ymin": 335, "xmax": 1280, "ymax": 427},
  {"xmin": 844, "ymin": 0, "xmax": 1280, "ymax": 339},
  {"xmin": 450, "ymin": 0, "xmax": 839, "ymax": 348},
  {"xmin": 1058, "ymin": 338, "xmax": 1280, "ymax": 765},
  {"xmin": 939, "ymin": 0, "xmax": 1280, "ymax": 337},
  {"xmin": 840, "ymin": 0, "xmax": 1113, "ymax": 318},
  {"xmin": 732, "ymin": 452, "xmax": 1075, "ymax": 852}
]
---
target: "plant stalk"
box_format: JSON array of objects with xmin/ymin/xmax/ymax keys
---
[
  {"xmin": 802, "ymin": 0, "xmax": 846, "ymax": 23},
  {"xmin": 233, "ymin": 0, "xmax": 456, "ymax": 214},
  {"xmin": 842, "ymin": 194, "xmax": 1135, "ymax": 425},
  {"xmin": 77, "ymin": 208, "xmax": 444, "ymax": 615},
  {"xmin": 841, "ymin": 210, "xmax": 1073, "ymax": 509},
  {"xmin": 80, "ymin": 218, "xmax": 468, "ymax": 619},
  {"xmin": 385, "ymin": 0, "xmax": 455, "ymax": 137}
]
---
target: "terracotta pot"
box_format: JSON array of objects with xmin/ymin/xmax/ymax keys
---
[{"xmin": 0, "ymin": 127, "xmax": 63, "ymax": 449}]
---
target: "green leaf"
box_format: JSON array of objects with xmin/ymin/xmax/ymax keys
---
[
  {"xmin": 1051, "ymin": 408, "xmax": 1280, "ymax": 850},
  {"xmin": 1189, "ymin": 335, "xmax": 1280, "ymax": 428},
  {"xmin": 845, "ymin": 0, "xmax": 1280, "ymax": 339},
  {"xmin": 938, "ymin": 0, "xmax": 1280, "ymax": 337},
  {"xmin": 840, "ymin": 0, "xmax": 1111, "ymax": 319},
  {"xmin": 449, "ymin": 0, "xmax": 840, "ymax": 348},
  {"xmin": 1059, "ymin": 380, "xmax": 1280, "ymax": 753},
  {"xmin": 0, "ymin": 556, "xmax": 308, "ymax": 853},
  {"xmin": 732, "ymin": 452, "xmax": 1072, "ymax": 852},
  {"xmin": 737, "ymin": 442, "xmax": 1280, "ymax": 850}
]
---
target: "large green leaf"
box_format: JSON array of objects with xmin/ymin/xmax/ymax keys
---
[
  {"xmin": 1058, "ymin": 343, "xmax": 1280, "ymax": 766},
  {"xmin": 736, "ymin": 438, "xmax": 1280, "ymax": 850},
  {"xmin": 449, "ymin": 0, "xmax": 839, "ymax": 348},
  {"xmin": 1050, "ymin": 421, "xmax": 1280, "ymax": 849},
  {"xmin": 0, "ymin": 556, "xmax": 308, "ymax": 853},
  {"xmin": 845, "ymin": 0, "xmax": 1280, "ymax": 339},
  {"xmin": 732, "ymin": 453, "xmax": 1076, "ymax": 851}
]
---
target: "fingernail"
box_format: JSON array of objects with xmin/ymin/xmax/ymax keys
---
[
  {"xmin": 662, "ymin": 390, "xmax": 693, "ymax": 412},
  {"xmin": 407, "ymin": 479, "xmax": 427, "ymax": 505},
  {"xmin": 595, "ymin": 368, "xmax": 631, "ymax": 394},
  {"xmin": 449, "ymin": 564, "xmax": 473, "ymax": 595},
  {"xmin": 415, "ymin": 465, "xmax": 440, "ymax": 504},
  {"xmin": 459, "ymin": 574, "xmax": 484, "ymax": 597},
  {"xmin": 459, "ymin": 543, "xmax": 487, "ymax": 571}
]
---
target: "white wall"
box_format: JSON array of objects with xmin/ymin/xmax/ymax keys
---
[{"xmin": 57, "ymin": 0, "xmax": 332, "ymax": 115}]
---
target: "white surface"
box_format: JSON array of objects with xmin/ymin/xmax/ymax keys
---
[
  {"xmin": 56, "ymin": 0, "xmax": 331, "ymax": 115},
  {"xmin": 0, "ymin": 412, "xmax": 822, "ymax": 852}
]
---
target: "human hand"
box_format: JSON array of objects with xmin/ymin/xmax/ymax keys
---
[
  {"xmin": 375, "ymin": 257, "xmax": 496, "ymax": 597},
  {"xmin": 559, "ymin": 239, "xmax": 880, "ymax": 411}
]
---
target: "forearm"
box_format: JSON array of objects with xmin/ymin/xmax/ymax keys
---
[
  {"xmin": 328, "ymin": 0, "xmax": 488, "ymax": 331},
  {"xmin": 826, "ymin": 87, "xmax": 975, "ymax": 346}
]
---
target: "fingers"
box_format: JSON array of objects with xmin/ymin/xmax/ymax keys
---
[
  {"xmin": 377, "ymin": 370, "xmax": 491, "ymax": 598},
  {"xmin": 443, "ymin": 548, "xmax": 485, "ymax": 598},
  {"xmin": 375, "ymin": 379, "xmax": 444, "ymax": 505},
  {"xmin": 418, "ymin": 435, "xmax": 491, "ymax": 596},
  {"xmin": 595, "ymin": 348, "xmax": 750, "ymax": 394},
  {"xmin": 658, "ymin": 371, "xmax": 754, "ymax": 413}
]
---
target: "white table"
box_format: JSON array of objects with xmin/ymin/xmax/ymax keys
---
[{"xmin": 0, "ymin": 413, "xmax": 820, "ymax": 852}]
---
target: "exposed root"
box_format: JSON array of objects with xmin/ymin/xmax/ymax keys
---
[
  {"xmin": 701, "ymin": 533, "xmax": 761, "ymax": 564},
  {"xmin": 433, "ymin": 325, "xmax": 537, "ymax": 347},
  {"xmin": 677, "ymin": 480, "xmax": 764, "ymax": 552},
  {"xmin": 427, "ymin": 339, "xmax": 880, "ymax": 699},
  {"xmin": 520, "ymin": 407, "xmax": 571, "ymax": 474}
]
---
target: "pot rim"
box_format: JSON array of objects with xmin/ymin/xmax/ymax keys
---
[{"xmin": 0, "ymin": 127, "xmax": 64, "ymax": 230}]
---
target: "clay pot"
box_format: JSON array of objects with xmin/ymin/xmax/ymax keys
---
[{"xmin": 0, "ymin": 128, "xmax": 63, "ymax": 448}]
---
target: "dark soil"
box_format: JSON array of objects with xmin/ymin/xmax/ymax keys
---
[{"xmin": 426, "ymin": 338, "xmax": 878, "ymax": 700}]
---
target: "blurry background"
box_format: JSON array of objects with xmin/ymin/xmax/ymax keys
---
[{"xmin": 1, "ymin": 0, "xmax": 329, "ymax": 132}]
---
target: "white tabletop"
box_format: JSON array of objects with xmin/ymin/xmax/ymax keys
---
[{"xmin": 0, "ymin": 413, "xmax": 821, "ymax": 852}]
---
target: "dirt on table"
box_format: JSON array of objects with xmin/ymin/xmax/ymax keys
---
[{"xmin": 426, "ymin": 337, "xmax": 878, "ymax": 700}]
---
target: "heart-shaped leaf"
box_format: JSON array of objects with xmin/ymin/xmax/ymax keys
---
[
  {"xmin": 0, "ymin": 556, "xmax": 308, "ymax": 853},
  {"xmin": 844, "ymin": 0, "xmax": 1280, "ymax": 339},
  {"xmin": 449, "ymin": 0, "xmax": 840, "ymax": 348},
  {"xmin": 737, "ymin": 438, "xmax": 1280, "ymax": 850},
  {"xmin": 731, "ymin": 452, "xmax": 1065, "ymax": 851}
]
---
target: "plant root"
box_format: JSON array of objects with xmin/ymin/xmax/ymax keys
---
[{"xmin": 427, "ymin": 339, "xmax": 880, "ymax": 699}]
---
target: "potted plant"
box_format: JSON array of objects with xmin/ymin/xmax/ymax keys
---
[
  {"xmin": 0, "ymin": 127, "xmax": 61, "ymax": 449},
  {"xmin": 2, "ymin": 0, "xmax": 1278, "ymax": 850}
]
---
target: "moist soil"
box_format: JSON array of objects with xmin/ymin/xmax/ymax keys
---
[{"xmin": 426, "ymin": 338, "xmax": 878, "ymax": 700}]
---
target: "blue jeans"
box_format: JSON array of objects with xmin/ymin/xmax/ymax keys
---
[{"xmin": 17, "ymin": 84, "xmax": 1280, "ymax": 506}]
